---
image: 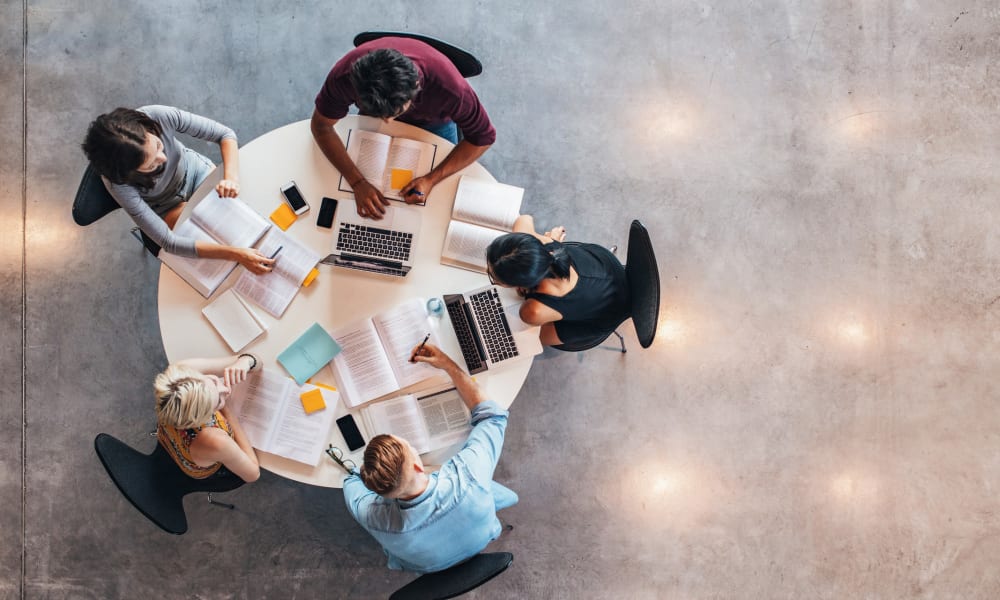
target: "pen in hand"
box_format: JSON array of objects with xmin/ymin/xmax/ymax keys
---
[{"xmin": 410, "ymin": 333, "xmax": 431, "ymax": 363}]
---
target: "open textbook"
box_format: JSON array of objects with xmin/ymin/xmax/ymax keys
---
[
  {"xmin": 440, "ymin": 176, "xmax": 524, "ymax": 273},
  {"xmin": 159, "ymin": 191, "xmax": 271, "ymax": 297},
  {"xmin": 337, "ymin": 129, "xmax": 439, "ymax": 201},
  {"xmin": 201, "ymin": 288, "xmax": 267, "ymax": 352},
  {"xmin": 231, "ymin": 227, "xmax": 321, "ymax": 318},
  {"xmin": 330, "ymin": 298, "xmax": 448, "ymax": 408},
  {"xmin": 228, "ymin": 368, "xmax": 338, "ymax": 466},
  {"xmin": 360, "ymin": 387, "xmax": 471, "ymax": 455}
]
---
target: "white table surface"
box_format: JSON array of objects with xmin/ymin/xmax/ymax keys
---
[{"xmin": 157, "ymin": 115, "xmax": 533, "ymax": 488}]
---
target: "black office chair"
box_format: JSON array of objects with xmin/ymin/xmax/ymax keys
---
[
  {"xmin": 353, "ymin": 31, "xmax": 483, "ymax": 78},
  {"xmin": 93, "ymin": 433, "xmax": 244, "ymax": 535},
  {"xmin": 72, "ymin": 163, "xmax": 120, "ymax": 226},
  {"xmin": 390, "ymin": 552, "xmax": 514, "ymax": 600},
  {"xmin": 554, "ymin": 220, "xmax": 660, "ymax": 353},
  {"xmin": 72, "ymin": 164, "xmax": 162, "ymax": 256}
]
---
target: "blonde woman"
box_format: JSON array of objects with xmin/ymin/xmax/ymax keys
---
[{"xmin": 154, "ymin": 354, "xmax": 261, "ymax": 483}]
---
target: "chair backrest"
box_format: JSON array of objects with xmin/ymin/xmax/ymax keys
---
[
  {"xmin": 625, "ymin": 220, "xmax": 660, "ymax": 349},
  {"xmin": 390, "ymin": 552, "xmax": 514, "ymax": 600},
  {"xmin": 93, "ymin": 434, "xmax": 243, "ymax": 534},
  {"xmin": 72, "ymin": 164, "xmax": 121, "ymax": 226},
  {"xmin": 353, "ymin": 31, "xmax": 483, "ymax": 78}
]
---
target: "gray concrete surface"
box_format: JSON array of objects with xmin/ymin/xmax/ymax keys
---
[{"xmin": 4, "ymin": 1, "xmax": 1000, "ymax": 598}]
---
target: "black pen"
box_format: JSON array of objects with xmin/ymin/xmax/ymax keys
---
[
  {"xmin": 268, "ymin": 246, "xmax": 283, "ymax": 260},
  {"xmin": 410, "ymin": 332, "xmax": 431, "ymax": 362}
]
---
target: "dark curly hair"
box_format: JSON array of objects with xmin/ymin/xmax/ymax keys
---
[{"xmin": 350, "ymin": 49, "xmax": 420, "ymax": 118}]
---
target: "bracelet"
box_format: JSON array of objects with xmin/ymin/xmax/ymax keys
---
[{"xmin": 238, "ymin": 353, "xmax": 258, "ymax": 370}]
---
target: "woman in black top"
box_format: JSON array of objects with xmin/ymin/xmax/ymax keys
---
[{"xmin": 486, "ymin": 215, "xmax": 630, "ymax": 349}]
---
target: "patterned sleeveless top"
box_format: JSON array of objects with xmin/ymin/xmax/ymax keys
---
[{"xmin": 157, "ymin": 412, "xmax": 234, "ymax": 479}]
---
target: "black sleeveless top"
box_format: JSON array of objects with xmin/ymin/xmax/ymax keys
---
[{"xmin": 525, "ymin": 242, "xmax": 630, "ymax": 347}]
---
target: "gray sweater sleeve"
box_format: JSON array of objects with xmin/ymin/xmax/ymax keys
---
[
  {"xmin": 105, "ymin": 180, "xmax": 199, "ymax": 257},
  {"xmin": 142, "ymin": 104, "xmax": 237, "ymax": 143}
]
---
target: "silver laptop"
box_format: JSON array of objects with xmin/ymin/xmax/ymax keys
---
[
  {"xmin": 320, "ymin": 205, "xmax": 422, "ymax": 277},
  {"xmin": 443, "ymin": 285, "xmax": 543, "ymax": 374}
]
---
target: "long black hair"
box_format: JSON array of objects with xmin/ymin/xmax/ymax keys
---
[
  {"xmin": 486, "ymin": 233, "xmax": 573, "ymax": 289},
  {"xmin": 81, "ymin": 107, "xmax": 164, "ymax": 191}
]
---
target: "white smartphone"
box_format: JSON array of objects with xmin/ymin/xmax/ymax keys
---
[{"xmin": 279, "ymin": 180, "xmax": 310, "ymax": 215}]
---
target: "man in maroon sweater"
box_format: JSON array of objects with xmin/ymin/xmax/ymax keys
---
[{"xmin": 311, "ymin": 37, "xmax": 496, "ymax": 220}]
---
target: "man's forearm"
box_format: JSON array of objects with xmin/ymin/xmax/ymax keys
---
[
  {"xmin": 311, "ymin": 119, "xmax": 366, "ymax": 187},
  {"xmin": 442, "ymin": 360, "xmax": 488, "ymax": 411},
  {"xmin": 426, "ymin": 140, "xmax": 490, "ymax": 186}
]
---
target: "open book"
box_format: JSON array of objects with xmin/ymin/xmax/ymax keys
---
[
  {"xmin": 440, "ymin": 176, "xmax": 524, "ymax": 273},
  {"xmin": 201, "ymin": 288, "xmax": 267, "ymax": 352},
  {"xmin": 231, "ymin": 227, "xmax": 321, "ymax": 318},
  {"xmin": 228, "ymin": 368, "xmax": 339, "ymax": 466},
  {"xmin": 159, "ymin": 191, "xmax": 271, "ymax": 297},
  {"xmin": 338, "ymin": 129, "xmax": 438, "ymax": 201},
  {"xmin": 330, "ymin": 298, "xmax": 447, "ymax": 408},
  {"xmin": 360, "ymin": 387, "xmax": 471, "ymax": 455}
]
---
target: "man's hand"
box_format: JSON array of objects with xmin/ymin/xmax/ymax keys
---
[
  {"xmin": 400, "ymin": 175, "xmax": 435, "ymax": 205},
  {"xmin": 352, "ymin": 179, "xmax": 390, "ymax": 219},
  {"xmin": 410, "ymin": 343, "xmax": 456, "ymax": 372}
]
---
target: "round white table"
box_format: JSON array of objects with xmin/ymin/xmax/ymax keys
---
[{"xmin": 157, "ymin": 115, "xmax": 532, "ymax": 487}]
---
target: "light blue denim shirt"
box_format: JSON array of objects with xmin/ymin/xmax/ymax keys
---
[{"xmin": 344, "ymin": 400, "xmax": 508, "ymax": 573}]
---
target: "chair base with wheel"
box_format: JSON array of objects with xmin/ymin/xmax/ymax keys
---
[
  {"xmin": 94, "ymin": 433, "xmax": 243, "ymax": 535},
  {"xmin": 390, "ymin": 552, "xmax": 514, "ymax": 600}
]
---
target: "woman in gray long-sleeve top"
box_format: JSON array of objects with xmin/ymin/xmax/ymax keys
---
[{"xmin": 82, "ymin": 105, "xmax": 275, "ymax": 274}]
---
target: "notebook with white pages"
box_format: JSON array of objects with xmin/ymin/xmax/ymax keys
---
[{"xmin": 201, "ymin": 288, "xmax": 267, "ymax": 352}]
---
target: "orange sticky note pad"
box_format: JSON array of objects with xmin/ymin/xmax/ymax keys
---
[
  {"xmin": 390, "ymin": 168, "xmax": 414, "ymax": 189},
  {"xmin": 302, "ymin": 267, "xmax": 319, "ymax": 287},
  {"xmin": 300, "ymin": 389, "xmax": 326, "ymax": 414},
  {"xmin": 270, "ymin": 203, "xmax": 298, "ymax": 231}
]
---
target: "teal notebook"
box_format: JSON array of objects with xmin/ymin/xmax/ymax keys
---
[{"xmin": 277, "ymin": 323, "xmax": 342, "ymax": 385}]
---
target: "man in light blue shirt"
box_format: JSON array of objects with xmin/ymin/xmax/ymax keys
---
[{"xmin": 342, "ymin": 343, "xmax": 518, "ymax": 573}]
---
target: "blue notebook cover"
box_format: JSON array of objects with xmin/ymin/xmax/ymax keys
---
[{"xmin": 277, "ymin": 323, "xmax": 342, "ymax": 385}]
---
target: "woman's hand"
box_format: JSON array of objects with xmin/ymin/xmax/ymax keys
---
[
  {"xmin": 235, "ymin": 248, "xmax": 276, "ymax": 275},
  {"xmin": 544, "ymin": 226, "xmax": 567, "ymax": 242},
  {"xmin": 216, "ymin": 178, "xmax": 240, "ymax": 198},
  {"xmin": 223, "ymin": 354, "xmax": 257, "ymax": 387}
]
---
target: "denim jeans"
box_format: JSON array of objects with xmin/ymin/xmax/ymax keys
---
[
  {"xmin": 491, "ymin": 480, "xmax": 519, "ymax": 511},
  {"xmin": 419, "ymin": 120, "xmax": 459, "ymax": 144},
  {"xmin": 180, "ymin": 148, "xmax": 216, "ymax": 200}
]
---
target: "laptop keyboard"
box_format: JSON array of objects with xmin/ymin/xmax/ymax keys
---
[
  {"xmin": 446, "ymin": 300, "xmax": 486, "ymax": 373},
  {"xmin": 336, "ymin": 223, "xmax": 413, "ymax": 261},
  {"xmin": 469, "ymin": 288, "xmax": 519, "ymax": 363}
]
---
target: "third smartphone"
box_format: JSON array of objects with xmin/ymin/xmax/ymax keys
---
[{"xmin": 336, "ymin": 414, "xmax": 366, "ymax": 451}]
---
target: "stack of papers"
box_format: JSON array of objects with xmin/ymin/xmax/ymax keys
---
[{"xmin": 201, "ymin": 289, "xmax": 267, "ymax": 352}]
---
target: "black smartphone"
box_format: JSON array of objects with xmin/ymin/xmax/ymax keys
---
[
  {"xmin": 317, "ymin": 196, "xmax": 338, "ymax": 228},
  {"xmin": 336, "ymin": 414, "xmax": 366, "ymax": 451}
]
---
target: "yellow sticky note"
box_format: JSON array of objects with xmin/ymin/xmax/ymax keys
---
[
  {"xmin": 302, "ymin": 267, "xmax": 319, "ymax": 287},
  {"xmin": 390, "ymin": 168, "xmax": 414, "ymax": 189},
  {"xmin": 300, "ymin": 388, "xmax": 326, "ymax": 414},
  {"xmin": 270, "ymin": 203, "xmax": 298, "ymax": 231}
]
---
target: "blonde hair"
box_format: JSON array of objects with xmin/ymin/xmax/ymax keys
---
[
  {"xmin": 154, "ymin": 364, "xmax": 217, "ymax": 429},
  {"xmin": 361, "ymin": 434, "xmax": 407, "ymax": 496}
]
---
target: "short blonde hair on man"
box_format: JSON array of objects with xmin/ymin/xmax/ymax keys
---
[
  {"xmin": 361, "ymin": 434, "xmax": 407, "ymax": 496},
  {"xmin": 154, "ymin": 364, "xmax": 217, "ymax": 429}
]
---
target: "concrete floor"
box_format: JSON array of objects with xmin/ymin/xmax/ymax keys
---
[{"xmin": 3, "ymin": 1, "xmax": 1000, "ymax": 598}]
